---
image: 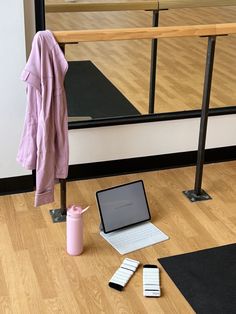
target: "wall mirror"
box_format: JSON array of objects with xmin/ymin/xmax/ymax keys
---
[{"xmin": 38, "ymin": 1, "xmax": 236, "ymax": 125}]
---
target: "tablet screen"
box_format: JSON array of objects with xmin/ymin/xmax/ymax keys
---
[{"xmin": 96, "ymin": 180, "xmax": 151, "ymax": 233}]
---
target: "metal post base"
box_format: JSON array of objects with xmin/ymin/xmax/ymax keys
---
[
  {"xmin": 183, "ymin": 189, "xmax": 212, "ymax": 202},
  {"xmin": 49, "ymin": 209, "xmax": 67, "ymax": 223}
]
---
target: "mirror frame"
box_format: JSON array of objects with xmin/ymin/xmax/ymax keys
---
[{"xmin": 35, "ymin": 0, "xmax": 236, "ymax": 130}]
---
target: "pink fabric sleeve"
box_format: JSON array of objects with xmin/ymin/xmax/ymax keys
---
[
  {"xmin": 34, "ymin": 80, "xmax": 55, "ymax": 206},
  {"xmin": 54, "ymin": 91, "xmax": 69, "ymax": 179},
  {"xmin": 16, "ymin": 84, "xmax": 38, "ymax": 170}
]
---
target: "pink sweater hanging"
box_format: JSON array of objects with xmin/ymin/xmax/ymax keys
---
[{"xmin": 17, "ymin": 30, "xmax": 69, "ymax": 207}]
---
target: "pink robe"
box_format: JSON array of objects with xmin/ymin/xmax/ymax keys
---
[{"xmin": 17, "ymin": 30, "xmax": 69, "ymax": 207}]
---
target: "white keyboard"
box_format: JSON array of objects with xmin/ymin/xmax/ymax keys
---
[{"xmin": 100, "ymin": 222, "xmax": 169, "ymax": 255}]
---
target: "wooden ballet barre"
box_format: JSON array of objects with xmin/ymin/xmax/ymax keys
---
[
  {"xmin": 45, "ymin": 1, "xmax": 159, "ymax": 13},
  {"xmin": 159, "ymin": 0, "xmax": 236, "ymax": 10},
  {"xmin": 53, "ymin": 23, "xmax": 236, "ymax": 43}
]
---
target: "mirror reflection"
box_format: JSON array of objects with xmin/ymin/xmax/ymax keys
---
[{"xmin": 45, "ymin": 1, "xmax": 236, "ymax": 121}]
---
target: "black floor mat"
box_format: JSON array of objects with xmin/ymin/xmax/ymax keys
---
[
  {"xmin": 65, "ymin": 60, "xmax": 140, "ymax": 119},
  {"xmin": 159, "ymin": 243, "xmax": 236, "ymax": 314}
]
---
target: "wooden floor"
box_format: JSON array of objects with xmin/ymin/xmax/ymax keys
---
[
  {"xmin": 0, "ymin": 161, "xmax": 236, "ymax": 313},
  {"xmin": 46, "ymin": 2, "xmax": 236, "ymax": 115}
]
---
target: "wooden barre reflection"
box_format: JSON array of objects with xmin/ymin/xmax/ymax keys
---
[
  {"xmin": 53, "ymin": 23, "xmax": 236, "ymax": 44},
  {"xmin": 159, "ymin": 0, "xmax": 236, "ymax": 10},
  {"xmin": 45, "ymin": 0, "xmax": 236, "ymax": 13},
  {"xmin": 45, "ymin": 1, "xmax": 158, "ymax": 13}
]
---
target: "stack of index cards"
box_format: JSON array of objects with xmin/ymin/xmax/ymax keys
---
[{"xmin": 108, "ymin": 258, "xmax": 140, "ymax": 291}]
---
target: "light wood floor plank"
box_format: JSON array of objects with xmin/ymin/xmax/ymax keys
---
[{"xmin": 0, "ymin": 259, "xmax": 8, "ymax": 297}]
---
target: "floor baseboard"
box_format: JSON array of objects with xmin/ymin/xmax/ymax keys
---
[
  {"xmin": 0, "ymin": 175, "xmax": 34, "ymax": 196},
  {"xmin": 67, "ymin": 145, "xmax": 236, "ymax": 181},
  {"xmin": 1, "ymin": 145, "xmax": 236, "ymax": 195}
]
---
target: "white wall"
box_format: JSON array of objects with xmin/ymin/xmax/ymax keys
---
[
  {"xmin": 0, "ymin": 2, "xmax": 236, "ymax": 180},
  {"xmin": 69, "ymin": 114, "xmax": 236, "ymax": 164},
  {"xmin": 0, "ymin": 0, "xmax": 31, "ymax": 178}
]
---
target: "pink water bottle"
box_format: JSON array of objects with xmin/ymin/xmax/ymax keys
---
[{"xmin": 66, "ymin": 205, "xmax": 89, "ymax": 256}]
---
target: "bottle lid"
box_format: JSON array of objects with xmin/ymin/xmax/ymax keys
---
[
  {"xmin": 67, "ymin": 205, "xmax": 83, "ymax": 217},
  {"xmin": 67, "ymin": 205, "xmax": 90, "ymax": 217}
]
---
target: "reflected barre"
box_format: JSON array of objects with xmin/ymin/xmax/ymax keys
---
[
  {"xmin": 53, "ymin": 23, "xmax": 236, "ymax": 44},
  {"xmin": 158, "ymin": 0, "xmax": 236, "ymax": 9},
  {"xmin": 45, "ymin": 0, "xmax": 236, "ymax": 13},
  {"xmin": 45, "ymin": 1, "xmax": 159, "ymax": 13}
]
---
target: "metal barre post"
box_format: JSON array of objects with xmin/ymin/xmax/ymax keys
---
[
  {"xmin": 148, "ymin": 9, "xmax": 159, "ymax": 114},
  {"xmin": 60, "ymin": 179, "xmax": 67, "ymax": 215},
  {"xmin": 49, "ymin": 179, "xmax": 67, "ymax": 223},
  {"xmin": 35, "ymin": 0, "xmax": 46, "ymax": 31},
  {"xmin": 194, "ymin": 36, "xmax": 216, "ymax": 195},
  {"xmin": 183, "ymin": 35, "xmax": 216, "ymax": 202}
]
